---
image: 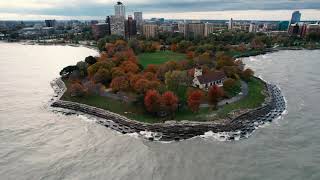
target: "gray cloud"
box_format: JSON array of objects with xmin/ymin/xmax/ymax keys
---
[{"xmin": 0, "ymin": 0, "xmax": 319, "ymax": 17}]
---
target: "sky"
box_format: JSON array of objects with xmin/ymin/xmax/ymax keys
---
[{"xmin": 0, "ymin": 0, "xmax": 319, "ymax": 21}]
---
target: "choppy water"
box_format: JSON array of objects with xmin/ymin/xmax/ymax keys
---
[{"xmin": 1, "ymin": 43, "xmax": 320, "ymax": 180}]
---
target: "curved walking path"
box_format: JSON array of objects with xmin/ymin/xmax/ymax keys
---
[{"xmin": 200, "ymin": 81, "xmax": 248, "ymax": 108}]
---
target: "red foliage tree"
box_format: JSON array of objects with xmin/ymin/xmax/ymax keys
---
[
  {"xmin": 187, "ymin": 51, "xmax": 195, "ymax": 59},
  {"xmin": 161, "ymin": 91, "xmax": 179, "ymax": 114},
  {"xmin": 134, "ymin": 78, "xmax": 150, "ymax": 93},
  {"xmin": 187, "ymin": 90, "xmax": 203, "ymax": 113},
  {"xmin": 144, "ymin": 90, "xmax": 162, "ymax": 114},
  {"xmin": 144, "ymin": 64, "xmax": 159, "ymax": 74},
  {"xmin": 171, "ymin": 44, "xmax": 177, "ymax": 52},
  {"xmin": 208, "ymin": 85, "xmax": 224, "ymax": 106}
]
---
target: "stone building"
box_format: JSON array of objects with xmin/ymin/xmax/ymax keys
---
[{"xmin": 192, "ymin": 67, "xmax": 226, "ymax": 90}]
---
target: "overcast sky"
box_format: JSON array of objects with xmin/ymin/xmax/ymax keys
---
[{"xmin": 0, "ymin": 0, "xmax": 319, "ymax": 20}]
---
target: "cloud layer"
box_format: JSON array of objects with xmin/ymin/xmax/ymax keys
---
[{"xmin": 0, "ymin": 0, "xmax": 319, "ymax": 20}]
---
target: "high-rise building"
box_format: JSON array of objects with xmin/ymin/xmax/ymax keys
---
[
  {"xmin": 186, "ymin": 23, "xmax": 205, "ymax": 38},
  {"xmin": 105, "ymin": 16, "xmax": 111, "ymax": 34},
  {"xmin": 228, "ymin": 18, "xmax": 234, "ymax": 30},
  {"xmin": 45, "ymin": 20, "xmax": 56, "ymax": 27},
  {"xmin": 290, "ymin": 11, "xmax": 301, "ymax": 24},
  {"xmin": 134, "ymin": 12, "xmax": 143, "ymax": 30},
  {"xmin": 110, "ymin": 15, "xmax": 125, "ymax": 37},
  {"xmin": 159, "ymin": 24, "xmax": 173, "ymax": 33},
  {"xmin": 249, "ymin": 23, "xmax": 257, "ymax": 33},
  {"xmin": 92, "ymin": 23, "xmax": 110, "ymax": 39},
  {"xmin": 143, "ymin": 24, "xmax": 158, "ymax": 38},
  {"xmin": 114, "ymin": 1, "xmax": 126, "ymax": 18},
  {"xmin": 204, "ymin": 23, "xmax": 216, "ymax": 37},
  {"xmin": 125, "ymin": 16, "xmax": 137, "ymax": 39},
  {"xmin": 288, "ymin": 23, "xmax": 301, "ymax": 36},
  {"xmin": 301, "ymin": 23, "xmax": 320, "ymax": 37},
  {"xmin": 178, "ymin": 23, "xmax": 187, "ymax": 34}
]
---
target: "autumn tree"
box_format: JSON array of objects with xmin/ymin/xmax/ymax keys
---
[
  {"xmin": 111, "ymin": 67, "xmax": 126, "ymax": 79},
  {"xmin": 76, "ymin": 61, "xmax": 88, "ymax": 78},
  {"xmin": 70, "ymin": 83, "xmax": 86, "ymax": 97},
  {"xmin": 187, "ymin": 90, "xmax": 203, "ymax": 113},
  {"xmin": 110, "ymin": 76, "xmax": 129, "ymax": 92},
  {"xmin": 120, "ymin": 60, "xmax": 140, "ymax": 74},
  {"xmin": 208, "ymin": 85, "xmax": 224, "ymax": 106},
  {"xmin": 134, "ymin": 78, "xmax": 150, "ymax": 94},
  {"xmin": 242, "ymin": 68, "xmax": 254, "ymax": 81},
  {"xmin": 223, "ymin": 78, "xmax": 241, "ymax": 97},
  {"xmin": 87, "ymin": 61, "xmax": 115, "ymax": 77},
  {"xmin": 161, "ymin": 91, "xmax": 179, "ymax": 115},
  {"xmin": 171, "ymin": 43, "xmax": 177, "ymax": 52},
  {"xmin": 144, "ymin": 90, "xmax": 162, "ymax": 114},
  {"xmin": 144, "ymin": 64, "xmax": 159, "ymax": 74},
  {"xmin": 93, "ymin": 68, "xmax": 112, "ymax": 84}
]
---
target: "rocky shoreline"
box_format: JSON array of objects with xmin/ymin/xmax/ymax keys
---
[{"xmin": 50, "ymin": 77, "xmax": 286, "ymax": 141}]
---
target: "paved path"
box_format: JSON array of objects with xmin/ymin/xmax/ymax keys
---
[{"xmin": 200, "ymin": 81, "xmax": 248, "ymax": 108}]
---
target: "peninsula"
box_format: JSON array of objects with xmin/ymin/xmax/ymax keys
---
[{"xmin": 51, "ymin": 35, "xmax": 286, "ymax": 141}]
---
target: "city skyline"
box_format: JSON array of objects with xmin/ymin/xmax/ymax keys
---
[{"xmin": 0, "ymin": 1, "xmax": 320, "ymax": 21}]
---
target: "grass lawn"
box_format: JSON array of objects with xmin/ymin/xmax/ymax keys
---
[
  {"xmin": 138, "ymin": 51, "xmax": 186, "ymax": 68},
  {"xmin": 61, "ymin": 78, "xmax": 266, "ymax": 123},
  {"xmin": 215, "ymin": 78, "xmax": 266, "ymax": 117}
]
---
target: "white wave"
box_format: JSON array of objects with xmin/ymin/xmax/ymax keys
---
[
  {"xmin": 127, "ymin": 132, "xmax": 140, "ymax": 139},
  {"xmin": 200, "ymin": 131, "xmax": 236, "ymax": 141}
]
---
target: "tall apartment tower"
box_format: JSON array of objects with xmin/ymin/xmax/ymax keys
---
[
  {"xmin": 114, "ymin": 1, "xmax": 126, "ymax": 18},
  {"xmin": 228, "ymin": 18, "xmax": 234, "ymax": 30},
  {"xmin": 134, "ymin": 12, "xmax": 143, "ymax": 31},
  {"xmin": 125, "ymin": 16, "xmax": 137, "ymax": 39},
  {"xmin": 290, "ymin": 11, "xmax": 301, "ymax": 24}
]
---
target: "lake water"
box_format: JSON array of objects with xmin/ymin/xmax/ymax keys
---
[{"xmin": 1, "ymin": 43, "xmax": 320, "ymax": 180}]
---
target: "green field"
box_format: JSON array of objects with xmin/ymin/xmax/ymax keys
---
[
  {"xmin": 216, "ymin": 78, "xmax": 267, "ymax": 117},
  {"xmin": 138, "ymin": 51, "xmax": 186, "ymax": 67},
  {"xmin": 61, "ymin": 78, "xmax": 266, "ymax": 123}
]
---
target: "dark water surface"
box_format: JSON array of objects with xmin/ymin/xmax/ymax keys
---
[{"xmin": 0, "ymin": 43, "xmax": 319, "ymax": 180}]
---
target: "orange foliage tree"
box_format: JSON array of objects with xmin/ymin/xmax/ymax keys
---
[{"xmin": 110, "ymin": 76, "xmax": 129, "ymax": 92}]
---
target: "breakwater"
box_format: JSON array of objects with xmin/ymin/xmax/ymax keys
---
[{"xmin": 50, "ymin": 78, "xmax": 286, "ymax": 141}]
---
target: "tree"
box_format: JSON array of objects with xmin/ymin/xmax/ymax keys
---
[
  {"xmin": 70, "ymin": 83, "xmax": 86, "ymax": 97},
  {"xmin": 223, "ymin": 78, "xmax": 241, "ymax": 97},
  {"xmin": 93, "ymin": 68, "xmax": 112, "ymax": 84},
  {"xmin": 161, "ymin": 91, "xmax": 179, "ymax": 115},
  {"xmin": 85, "ymin": 56, "xmax": 97, "ymax": 65},
  {"xmin": 76, "ymin": 61, "xmax": 88, "ymax": 78},
  {"xmin": 87, "ymin": 61, "xmax": 115, "ymax": 77},
  {"xmin": 171, "ymin": 43, "xmax": 177, "ymax": 51},
  {"xmin": 187, "ymin": 90, "xmax": 203, "ymax": 113},
  {"xmin": 111, "ymin": 67, "xmax": 126, "ymax": 79},
  {"xmin": 60, "ymin": 65, "xmax": 78, "ymax": 78},
  {"xmin": 110, "ymin": 76, "xmax": 129, "ymax": 92},
  {"xmin": 242, "ymin": 68, "xmax": 254, "ymax": 81},
  {"xmin": 144, "ymin": 64, "xmax": 159, "ymax": 74},
  {"xmin": 120, "ymin": 61, "xmax": 140, "ymax": 74},
  {"xmin": 208, "ymin": 85, "xmax": 224, "ymax": 106},
  {"xmin": 144, "ymin": 90, "xmax": 162, "ymax": 114}
]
